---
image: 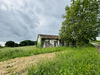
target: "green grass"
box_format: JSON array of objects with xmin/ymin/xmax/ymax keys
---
[
  {"xmin": 0, "ymin": 46, "xmax": 67, "ymax": 62},
  {"xmin": 93, "ymin": 40, "xmax": 100, "ymax": 44},
  {"xmin": 28, "ymin": 47, "xmax": 100, "ymax": 75}
]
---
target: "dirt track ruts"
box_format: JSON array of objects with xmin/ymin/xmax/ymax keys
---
[{"xmin": 0, "ymin": 53, "xmax": 55, "ymax": 75}]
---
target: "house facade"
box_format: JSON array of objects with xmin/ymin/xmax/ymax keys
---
[{"xmin": 37, "ymin": 34, "xmax": 61, "ymax": 48}]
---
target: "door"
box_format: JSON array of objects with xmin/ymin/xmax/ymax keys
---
[
  {"xmin": 54, "ymin": 41, "xmax": 57, "ymax": 47},
  {"xmin": 45, "ymin": 41, "xmax": 49, "ymax": 47}
]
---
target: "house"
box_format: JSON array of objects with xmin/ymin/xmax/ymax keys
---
[{"xmin": 37, "ymin": 34, "xmax": 61, "ymax": 48}]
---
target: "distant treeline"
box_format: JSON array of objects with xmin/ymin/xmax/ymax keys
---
[{"xmin": 5, "ymin": 40, "xmax": 37, "ymax": 47}]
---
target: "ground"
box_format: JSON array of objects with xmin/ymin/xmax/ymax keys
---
[
  {"xmin": 0, "ymin": 53, "xmax": 55, "ymax": 75},
  {"xmin": 0, "ymin": 44, "xmax": 100, "ymax": 75},
  {"xmin": 92, "ymin": 43, "xmax": 100, "ymax": 54}
]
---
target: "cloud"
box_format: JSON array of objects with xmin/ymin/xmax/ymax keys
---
[
  {"xmin": 0, "ymin": 42, "xmax": 6, "ymax": 46},
  {"xmin": 0, "ymin": 0, "xmax": 71, "ymax": 43}
]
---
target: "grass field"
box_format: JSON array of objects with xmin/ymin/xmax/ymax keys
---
[
  {"xmin": 93, "ymin": 40, "xmax": 100, "ymax": 44},
  {"xmin": 0, "ymin": 46, "xmax": 67, "ymax": 62},
  {"xmin": 0, "ymin": 45, "xmax": 100, "ymax": 75},
  {"xmin": 28, "ymin": 47, "xmax": 100, "ymax": 75}
]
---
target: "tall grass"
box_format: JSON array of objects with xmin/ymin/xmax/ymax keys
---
[
  {"xmin": 28, "ymin": 47, "xmax": 100, "ymax": 75},
  {"xmin": 0, "ymin": 46, "xmax": 67, "ymax": 62}
]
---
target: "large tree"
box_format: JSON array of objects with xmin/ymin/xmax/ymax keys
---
[
  {"xmin": 5, "ymin": 41, "xmax": 17, "ymax": 47},
  {"xmin": 59, "ymin": 0, "xmax": 100, "ymax": 46},
  {"xmin": 19, "ymin": 40, "xmax": 36, "ymax": 46}
]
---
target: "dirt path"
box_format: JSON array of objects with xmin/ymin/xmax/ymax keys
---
[
  {"xmin": 92, "ymin": 43, "xmax": 100, "ymax": 54},
  {"xmin": 0, "ymin": 53, "xmax": 55, "ymax": 75}
]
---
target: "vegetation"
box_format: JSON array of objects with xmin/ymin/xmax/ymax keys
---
[
  {"xmin": 0, "ymin": 44, "xmax": 99, "ymax": 74},
  {"xmin": 5, "ymin": 40, "xmax": 36, "ymax": 47},
  {"xmin": 5, "ymin": 41, "xmax": 18, "ymax": 47},
  {"xmin": 0, "ymin": 46, "xmax": 67, "ymax": 62},
  {"xmin": 59, "ymin": 0, "xmax": 100, "ymax": 46},
  {"xmin": 37, "ymin": 40, "xmax": 43, "ymax": 48},
  {"xmin": 93, "ymin": 40, "xmax": 100, "ymax": 44},
  {"xmin": 36, "ymin": 43, "xmax": 42, "ymax": 48},
  {"xmin": 28, "ymin": 47, "xmax": 100, "ymax": 75},
  {"xmin": 19, "ymin": 40, "xmax": 36, "ymax": 46}
]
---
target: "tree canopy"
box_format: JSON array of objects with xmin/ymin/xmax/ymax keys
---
[
  {"xmin": 59, "ymin": 0, "xmax": 100, "ymax": 46},
  {"xmin": 5, "ymin": 40, "xmax": 36, "ymax": 47},
  {"xmin": 19, "ymin": 40, "xmax": 36, "ymax": 46},
  {"xmin": 5, "ymin": 41, "xmax": 18, "ymax": 47}
]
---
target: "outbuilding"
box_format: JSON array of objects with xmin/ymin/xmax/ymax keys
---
[{"xmin": 37, "ymin": 34, "xmax": 61, "ymax": 48}]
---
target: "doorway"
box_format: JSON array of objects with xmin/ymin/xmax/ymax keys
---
[{"xmin": 54, "ymin": 41, "xmax": 57, "ymax": 47}]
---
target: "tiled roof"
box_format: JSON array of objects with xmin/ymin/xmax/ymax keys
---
[{"xmin": 39, "ymin": 34, "xmax": 60, "ymax": 39}]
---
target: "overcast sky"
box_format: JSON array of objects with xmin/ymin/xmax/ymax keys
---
[{"xmin": 0, "ymin": 0, "xmax": 71, "ymax": 44}]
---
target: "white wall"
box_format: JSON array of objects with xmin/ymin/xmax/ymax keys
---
[
  {"xmin": 96, "ymin": 37, "xmax": 100, "ymax": 40},
  {"xmin": 37, "ymin": 36, "xmax": 41, "ymax": 43}
]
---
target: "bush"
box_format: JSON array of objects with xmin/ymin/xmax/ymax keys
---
[{"xmin": 19, "ymin": 40, "xmax": 36, "ymax": 46}]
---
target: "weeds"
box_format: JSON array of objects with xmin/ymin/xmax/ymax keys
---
[
  {"xmin": 28, "ymin": 47, "xmax": 100, "ymax": 75},
  {"xmin": 0, "ymin": 46, "xmax": 67, "ymax": 61}
]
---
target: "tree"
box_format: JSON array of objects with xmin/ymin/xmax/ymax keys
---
[
  {"xmin": 5, "ymin": 41, "xmax": 16, "ymax": 47},
  {"xmin": 59, "ymin": 0, "xmax": 100, "ymax": 46},
  {"xmin": 14, "ymin": 43, "xmax": 19, "ymax": 47},
  {"xmin": 19, "ymin": 40, "xmax": 36, "ymax": 46}
]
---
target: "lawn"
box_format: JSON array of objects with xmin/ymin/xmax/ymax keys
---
[
  {"xmin": 0, "ymin": 46, "xmax": 67, "ymax": 62},
  {"xmin": 28, "ymin": 47, "xmax": 100, "ymax": 75}
]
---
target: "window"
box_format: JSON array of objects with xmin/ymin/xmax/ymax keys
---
[{"xmin": 45, "ymin": 41, "xmax": 49, "ymax": 45}]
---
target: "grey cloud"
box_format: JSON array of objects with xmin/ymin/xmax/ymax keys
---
[{"xmin": 0, "ymin": 0, "xmax": 71, "ymax": 43}]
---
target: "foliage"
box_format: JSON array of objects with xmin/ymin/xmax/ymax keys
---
[
  {"xmin": 14, "ymin": 43, "xmax": 19, "ymax": 47},
  {"xmin": 37, "ymin": 38, "xmax": 42, "ymax": 48},
  {"xmin": 19, "ymin": 40, "xmax": 36, "ymax": 46},
  {"xmin": 0, "ymin": 46, "xmax": 67, "ymax": 62},
  {"xmin": 37, "ymin": 43, "xmax": 42, "ymax": 48},
  {"xmin": 28, "ymin": 47, "xmax": 100, "ymax": 75},
  {"xmin": 5, "ymin": 40, "xmax": 36, "ymax": 47},
  {"xmin": 5, "ymin": 41, "xmax": 18, "ymax": 47},
  {"xmin": 59, "ymin": 0, "xmax": 100, "ymax": 46}
]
